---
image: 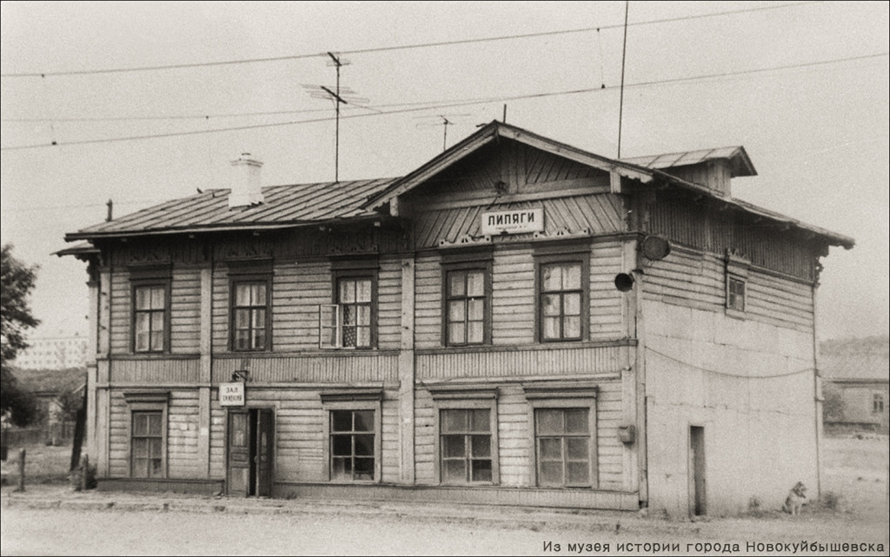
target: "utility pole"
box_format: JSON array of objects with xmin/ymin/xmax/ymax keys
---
[{"xmin": 617, "ymin": 1, "xmax": 629, "ymax": 159}]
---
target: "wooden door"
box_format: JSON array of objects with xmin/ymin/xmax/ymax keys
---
[
  {"xmin": 690, "ymin": 426, "xmax": 707, "ymax": 516},
  {"xmin": 256, "ymin": 409, "xmax": 274, "ymax": 497},
  {"xmin": 227, "ymin": 410, "xmax": 251, "ymax": 497}
]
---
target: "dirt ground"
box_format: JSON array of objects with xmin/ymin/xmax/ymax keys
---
[{"xmin": 1, "ymin": 433, "xmax": 888, "ymax": 556}]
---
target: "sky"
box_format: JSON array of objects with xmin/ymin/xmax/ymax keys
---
[{"xmin": 1, "ymin": 1, "xmax": 888, "ymax": 343}]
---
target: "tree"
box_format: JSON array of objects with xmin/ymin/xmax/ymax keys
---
[{"xmin": 1, "ymin": 244, "xmax": 41, "ymax": 426}]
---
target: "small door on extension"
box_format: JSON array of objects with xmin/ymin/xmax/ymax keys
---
[{"xmin": 227, "ymin": 408, "xmax": 274, "ymax": 497}]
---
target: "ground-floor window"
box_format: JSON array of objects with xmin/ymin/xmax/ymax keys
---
[
  {"xmin": 321, "ymin": 392, "xmax": 383, "ymax": 483},
  {"xmin": 534, "ymin": 408, "xmax": 591, "ymax": 487},
  {"xmin": 524, "ymin": 384, "xmax": 598, "ymax": 489},
  {"xmin": 440, "ymin": 408, "xmax": 492, "ymax": 483},
  {"xmin": 330, "ymin": 409, "xmax": 376, "ymax": 481},
  {"xmin": 430, "ymin": 388, "xmax": 499, "ymax": 486},
  {"xmin": 123, "ymin": 391, "xmax": 169, "ymax": 479}
]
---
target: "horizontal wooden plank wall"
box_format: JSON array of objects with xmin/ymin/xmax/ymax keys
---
[
  {"xmin": 210, "ymin": 354, "xmax": 399, "ymax": 383},
  {"xmin": 644, "ymin": 248, "xmax": 814, "ymax": 331},
  {"xmin": 108, "ymin": 389, "xmax": 201, "ymax": 479},
  {"xmin": 109, "ymin": 269, "xmax": 201, "ymax": 355},
  {"xmin": 414, "ymin": 380, "xmax": 624, "ymax": 490},
  {"xmin": 648, "ymin": 194, "xmax": 817, "ymax": 281},
  {"xmin": 415, "ymin": 241, "xmax": 627, "ymax": 351},
  {"xmin": 412, "ymin": 195, "xmax": 623, "ymax": 249},
  {"xmin": 270, "ymin": 261, "xmax": 330, "ymax": 352},
  {"xmin": 207, "ymin": 389, "xmax": 401, "ymax": 484},
  {"xmin": 109, "ymin": 358, "xmax": 200, "ymax": 383},
  {"xmin": 417, "ymin": 345, "xmax": 630, "ymax": 380}
]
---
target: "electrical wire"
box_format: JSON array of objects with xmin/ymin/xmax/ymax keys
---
[
  {"xmin": 1, "ymin": 51, "xmax": 885, "ymax": 152},
  {"xmin": 646, "ymin": 346, "xmax": 817, "ymax": 378},
  {"xmin": 0, "ymin": 2, "xmax": 826, "ymax": 78}
]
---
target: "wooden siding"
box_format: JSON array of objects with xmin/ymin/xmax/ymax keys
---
[
  {"xmin": 208, "ymin": 388, "xmax": 401, "ymax": 484},
  {"xmin": 648, "ymin": 193, "xmax": 818, "ymax": 281},
  {"xmin": 412, "ymin": 195, "xmax": 623, "ymax": 249},
  {"xmin": 210, "ymin": 354, "xmax": 399, "ymax": 383},
  {"xmin": 414, "ymin": 380, "xmax": 624, "ymax": 490},
  {"xmin": 269, "ymin": 261, "xmax": 331, "ymax": 352},
  {"xmin": 417, "ymin": 345, "xmax": 631, "ymax": 380},
  {"xmin": 415, "ymin": 242, "xmax": 626, "ymax": 351},
  {"xmin": 109, "ymin": 271, "xmax": 129, "ymax": 353},
  {"xmin": 108, "ymin": 389, "xmax": 201, "ymax": 479},
  {"xmin": 109, "ymin": 358, "xmax": 201, "ymax": 383},
  {"xmin": 644, "ymin": 248, "xmax": 814, "ymax": 331}
]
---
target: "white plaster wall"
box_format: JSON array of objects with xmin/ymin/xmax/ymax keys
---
[{"xmin": 644, "ymin": 300, "xmax": 819, "ymax": 517}]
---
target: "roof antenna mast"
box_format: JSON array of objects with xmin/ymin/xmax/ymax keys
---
[{"xmin": 326, "ymin": 52, "xmax": 347, "ymax": 182}]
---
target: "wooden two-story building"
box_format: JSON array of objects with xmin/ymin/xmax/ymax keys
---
[{"xmin": 59, "ymin": 121, "xmax": 853, "ymax": 517}]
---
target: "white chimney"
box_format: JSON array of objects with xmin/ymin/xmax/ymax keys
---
[{"xmin": 229, "ymin": 153, "xmax": 264, "ymax": 208}]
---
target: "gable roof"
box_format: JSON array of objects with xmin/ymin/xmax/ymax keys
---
[
  {"xmin": 65, "ymin": 178, "xmax": 397, "ymax": 241},
  {"xmin": 821, "ymin": 336, "xmax": 890, "ymax": 382},
  {"xmin": 621, "ymin": 146, "xmax": 756, "ymax": 178},
  {"xmin": 61, "ymin": 121, "xmax": 853, "ymax": 250}
]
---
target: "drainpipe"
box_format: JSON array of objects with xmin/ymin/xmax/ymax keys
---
[{"xmin": 812, "ymin": 280, "xmax": 823, "ymax": 499}]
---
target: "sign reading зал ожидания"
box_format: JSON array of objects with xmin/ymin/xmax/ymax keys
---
[{"xmin": 481, "ymin": 208, "xmax": 544, "ymax": 235}]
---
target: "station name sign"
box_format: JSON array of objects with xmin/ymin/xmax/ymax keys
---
[
  {"xmin": 480, "ymin": 208, "xmax": 544, "ymax": 235},
  {"xmin": 219, "ymin": 382, "xmax": 245, "ymax": 407}
]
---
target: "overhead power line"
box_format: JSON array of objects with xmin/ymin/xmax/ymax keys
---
[
  {"xmin": 1, "ymin": 51, "xmax": 885, "ymax": 152},
  {"xmin": 0, "ymin": 2, "xmax": 825, "ymax": 78}
]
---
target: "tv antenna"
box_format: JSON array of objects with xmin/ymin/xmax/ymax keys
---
[
  {"xmin": 303, "ymin": 52, "xmax": 369, "ymax": 182},
  {"xmin": 415, "ymin": 114, "xmax": 470, "ymax": 152}
]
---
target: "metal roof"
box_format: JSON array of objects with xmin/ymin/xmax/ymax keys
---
[
  {"xmin": 66, "ymin": 178, "xmax": 398, "ymax": 240},
  {"xmin": 621, "ymin": 146, "xmax": 756, "ymax": 177},
  {"xmin": 821, "ymin": 337, "xmax": 889, "ymax": 382}
]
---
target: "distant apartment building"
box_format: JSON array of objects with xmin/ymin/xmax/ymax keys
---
[{"xmin": 12, "ymin": 335, "xmax": 90, "ymax": 370}]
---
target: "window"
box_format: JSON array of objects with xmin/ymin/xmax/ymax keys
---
[
  {"xmin": 330, "ymin": 409, "xmax": 376, "ymax": 481},
  {"xmin": 540, "ymin": 262, "xmax": 583, "ymax": 341},
  {"xmin": 525, "ymin": 383, "xmax": 598, "ymax": 489},
  {"xmin": 230, "ymin": 279, "xmax": 271, "ymax": 351},
  {"xmin": 131, "ymin": 411, "xmax": 164, "ymax": 478},
  {"xmin": 321, "ymin": 391, "xmax": 382, "ymax": 483},
  {"xmin": 445, "ymin": 270, "xmax": 487, "ymax": 346},
  {"xmin": 431, "ymin": 387, "xmax": 499, "ymax": 485},
  {"xmin": 320, "ymin": 259, "xmax": 379, "ymax": 350},
  {"xmin": 123, "ymin": 391, "xmax": 169, "ymax": 480},
  {"xmin": 440, "ymin": 409, "xmax": 493, "ymax": 483},
  {"xmin": 535, "ymin": 408, "xmax": 592, "ymax": 487},
  {"xmin": 874, "ymin": 393, "xmax": 885, "ymax": 414},
  {"xmin": 133, "ymin": 285, "xmax": 167, "ymax": 352},
  {"xmin": 725, "ymin": 251, "xmax": 750, "ymax": 317},
  {"xmin": 727, "ymin": 276, "xmax": 746, "ymax": 312}
]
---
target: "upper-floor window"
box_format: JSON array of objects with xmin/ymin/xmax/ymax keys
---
[
  {"xmin": 134, "ymin": 285, "xmax": 167, "ymax": 352},
  {"xmin": 445, "ymin": 269, "xmax": 487, "ymax": 346},
  {"xmin": 535, "ymin": 243, "xmax": 590, "ymax": 343},
  {"xmin": 231, "ymin": 279, "xmax": 271, "ymax": 351},
  {"xmin": 727, "ymin": 276, "xmax": 746, "ymax": 312},
  {"xmin": 320, "ymin": 259, "xmax": 379, "ymax": 350},
  {"xmin": 874, "ymin": 393, "xmax": 885, "ymax": 414}
]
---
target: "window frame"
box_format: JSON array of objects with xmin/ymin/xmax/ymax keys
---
[
  {"xmin": 533, "ymin": 243, "xmax": 590, "ymax": 343},
  {"xmin": 326, "ymin": 259, "xmax": 379, "ymax": 350},
  {"xmin": 524, "ymin": 383, "xmax": 598, "ymax": 489},
  {"xmin": 228, "ymin": 268, "xmax": 273, "ymax": 353},
  {"xmin": 874, "ymin": 393, "xmax": 885, "ymax": 414},
  {"xmin": 431, "ymin": 388, "xmax": 499, "ymax": 486},
  {"xmin": 320, "ymin": 392, "xmax": 383, "ymax": 484},
  {"xmin": 123, "ymin": 391, "xmax": 169, "ymax": 480},
  {"xmin": 725, "ymin": 251, "xmax": 750, "ymax": 319},
  {"xmin": 128, "ymin": 265, "xmax": 172, "ymax": 355},
  {"xmin": 440, "ymin": 254, "xmax": 493, "ymax": 347},
  {"xmin": 130, "ymin": 281, "xmax": 171, "ymax": 354}
]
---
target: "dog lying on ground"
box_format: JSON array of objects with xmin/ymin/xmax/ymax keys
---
[{"xmin": 783, "ymin": 482, "xmax": 807, "ymax": 515}]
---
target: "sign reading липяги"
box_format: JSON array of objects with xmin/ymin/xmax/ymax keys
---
[
  {"xmin": 219, "ymin": 382, "xmax": 245, "ymax": 407},
  {"xmin": 480, "ymin": 208, "xmax": 544, "ymax": 235}
]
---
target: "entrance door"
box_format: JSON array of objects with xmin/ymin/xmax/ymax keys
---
[
  {"xmin": 227, "ymin": 408, "xmax": 274, "ymax": 497},
  {"xmin": 689, "ymin": 426, "xmax": 706, "ymax": 516}
]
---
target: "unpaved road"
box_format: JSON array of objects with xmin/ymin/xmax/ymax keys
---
[{"xmin": 2, "ymin": 505, "xmax": 887, "ymax": 556}]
